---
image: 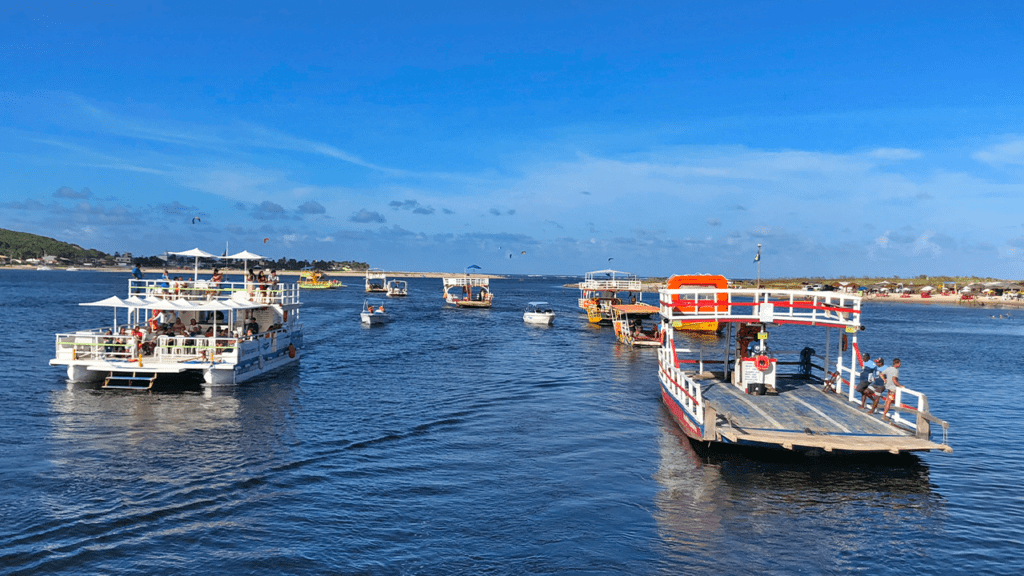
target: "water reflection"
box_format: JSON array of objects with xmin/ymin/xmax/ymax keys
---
[{"xmin": 651, "ymin": 405, "xmax": 941, "ymax": 574}]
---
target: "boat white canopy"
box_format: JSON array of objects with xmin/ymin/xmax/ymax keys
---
[
  {"xmin": 225, "ymin": 250, "xmax": 265, "ymax": 275},
  {"xmin": 80, "ymin": 296, "xmax": 131, "ymax": 308},
  {"xmin": 169, "ymin": 247, "xmax": 221, "ymax": 280},
  {"xmin": 82, "ymin": 295, "xmax": 266, "ymax": 311}
]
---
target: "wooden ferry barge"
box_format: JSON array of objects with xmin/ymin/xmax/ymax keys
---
[{"xmin": 657, "ymin": 284, "xmax": 951, "ymax": 455}]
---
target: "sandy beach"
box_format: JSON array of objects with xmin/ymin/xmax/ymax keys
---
[{"xmin": 0, "ymin": 265, "xmax": 502, "ymax": 279}]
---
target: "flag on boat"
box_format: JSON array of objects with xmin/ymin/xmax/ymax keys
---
[{"xmin": 754, "ymin": 245, "xmax": 761, "ymax": 263}]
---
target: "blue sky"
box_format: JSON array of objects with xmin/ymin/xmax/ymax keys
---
[{"xmin": 2, "ymin": 1, "xmax": 1024, "ymax": 278}]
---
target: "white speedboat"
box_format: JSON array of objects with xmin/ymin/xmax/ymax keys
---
[
  {"xmin": 386, "ymin": 279, "xmax": 408, "ymax": 297},
  {"xmin": 49, "ymin": 253, "xmax": 304, "ymax": 388},
  {"xmin": 523, "ymin": 301, "xmax": 554, "ymax": 325},
  {"xmin": 361, "ymin": 298, "xmax": 391, "ymax": 325}
]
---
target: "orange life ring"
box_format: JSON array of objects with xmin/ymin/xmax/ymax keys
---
[
  {"xmin": 288, "ymin": 344, "xmax": 296, "ymax": 358},
  {"xmin": 755, "ymin": 355, "xmax": 771, "ymax": 371}
]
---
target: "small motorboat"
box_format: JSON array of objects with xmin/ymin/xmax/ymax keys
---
[
  {"xmin": 523, "ymin": 301, "xmax": 554, "ymax": 325},
  {"xmin": 386, "ymin": 279, "xmax": 408, "ymax": 297},
  {"xmin": 360, "ymin": 298, "xmax": 391, "ymax": 325}
]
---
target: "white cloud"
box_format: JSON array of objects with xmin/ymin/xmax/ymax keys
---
[{"xmin": 972, "ymin": 138, "xmax": 1024, "ymax": 166}]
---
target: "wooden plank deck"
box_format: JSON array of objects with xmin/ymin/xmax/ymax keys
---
[{"xmin": 701, "ymin": 375, "xmax": 951, "ymax": 453}]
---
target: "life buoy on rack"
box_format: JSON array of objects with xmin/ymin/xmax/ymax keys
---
[
  {"xmin": 841, "ymin": 333, "xmax": 848, "ymax": 352},
  {"xmin": 755, "ymin": 354, "xmax": 771, "ymax": 371},
  {"xmin": 288, "ymin": 344, "xmax": 296, "ymax": 358}
]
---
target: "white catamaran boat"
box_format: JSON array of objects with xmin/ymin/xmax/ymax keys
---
[
  {"xmin": 365, "ymin": 269, "xmax": 387, "ymax": 292},
  {"xmin": 657, "ymin": 283, "xmax": 950, "ymax": 455},
  {"xmin": 386, "ymin": 279, "xmax": 408, "ymax": 297},
  {"xmin": 49, "ymin": 272, "xmax": 303, "ymax": 388},
  {"xmin": 443, "ymin": 277, "xmax": 493, "ymax": 308}
]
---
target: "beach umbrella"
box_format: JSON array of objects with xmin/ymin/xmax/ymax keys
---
[
  {"xmin": 169, "ymin": 248, "xmax": 220, "ymax": 281},
  {"xmin": 225, "ymin": 250, "xmax": 265, "ymax": 276}
]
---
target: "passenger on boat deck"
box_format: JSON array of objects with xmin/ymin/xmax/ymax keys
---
[
  {"xmin": 247, "ymin": 269, "xmax": 257, "ymax": 300},
  {"xmin": 245, "ymin": 318, "xmax": 259, "ymax": 334},
  {"xmin": 187, "ymin": 318, "xmax": 201, "ymax": 335},
  {"xmin": 861, "ymin": 358, "xmax": 886, "ymax": 409},
  {"xmin": 204, "ymin": 326, "xmax": 214, "ymax": 338},
  {"xmin": 269, "ymin": 270, "xmax": 279, "ymax": 287},
  {"xmin": 876, "ymin": 358, "xmax": 903, "ymax": 418},
  {"xmin": 103, "ymin": 329, "xmax": 114, "ymax": 355},
  {"xmin": 855, "ymin": 353, "xmax": 878, "ymax": 395},
  {"xmin": 172, "ymin": 317, "xmax": 186, "ymax": 334}
]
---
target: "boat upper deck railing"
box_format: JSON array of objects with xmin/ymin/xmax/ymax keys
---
[
  {"xmin": 366, "ymin": 269, "xmax": 386, "ymax": 279},
  {"xmin": 443, "ymin": 277, "xmax": 489, "ymax": 287},
  {"xmin": 581, "ymin": 278, "xmax": 642, "ymax": 291},
  {"xmin": 129, "ymin": 279, "xmax": 301, "ymax": 306},
  {"xmin": 659, "ymin": 287, "xmax": 861, "ymax": 329}
]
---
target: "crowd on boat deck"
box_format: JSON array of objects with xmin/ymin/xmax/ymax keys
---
[{"xmin": 134, "ymin": 267, "xmax": 282, "ymax": 303}]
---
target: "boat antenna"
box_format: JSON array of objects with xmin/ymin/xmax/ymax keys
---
[{"xmin": 755, "ymin": 243, "xmax": 762, "ymax": 288}]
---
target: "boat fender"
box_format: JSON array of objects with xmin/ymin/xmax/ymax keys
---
[
  {"xmin": 841, "ymin": 333, "xmax": 848, "ymax": 352},
  {"xmin": 288, "ymin": 344, "xmax": 296, "ymax": 358},
  {"xmin": 755, "ymin": 354, "xmax": 771, "ymax": 371},
  {"xmin": 283, "ymin": 310, "xmax": 288, "ymax": 322},
  {"xmin": 258, "ymin": 354, "xmax": 265, "ymax": 370}
]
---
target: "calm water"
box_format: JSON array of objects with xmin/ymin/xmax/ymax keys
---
[{"xmin": 1, "ymin": 271, "xmax": 1022, "ymax": 575}]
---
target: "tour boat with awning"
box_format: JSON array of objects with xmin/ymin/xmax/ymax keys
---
[
  {"xmin": 578, "ymin": 269, "xmax": 644, "ymax": 324},
  {"xmin": 657, "ymin": 283, "xmax": 951, "ymax": 455},
  {"xmin": 611, "ymin": 303, "xmax": 662, "ymax": 346},
  {"xmin": 443, "ymin": 277, "xmax": 493, "ymax": 308},
  {"xmin": 365, "ymin": 269, "xmax": 387, "ymax": 292},
  {"xmin": 50, "ymin": 269, "xmax": 304, "ymax": 388}
]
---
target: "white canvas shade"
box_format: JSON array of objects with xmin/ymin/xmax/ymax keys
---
[
  {"xmin": 169, "ymin": 248, "xmax": 220, "ymax": 280},
  {"xmin": 225, "ymin": 250, "xmax": 265, "ymax": 275}
]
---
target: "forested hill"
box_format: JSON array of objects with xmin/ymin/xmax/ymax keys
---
[{"xmin": 0, "ymin": 228, "xmax": 109, "ymax": 261}]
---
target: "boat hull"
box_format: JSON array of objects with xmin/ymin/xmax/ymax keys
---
[
  {"xmin": 360, "ymin": 312, "xmax": 390, "ymax": 324},
  {"xmin": 523, "ymin": 312, "xmax": 554, "ymax": 325}
]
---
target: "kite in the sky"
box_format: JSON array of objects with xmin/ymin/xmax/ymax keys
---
[
  {"xmin": 192, "ymin": 217, "xmax": 200, "ymax": 224},
  {"xmin": 263, "ymin": 237, "xmax": 270, "ymax": 243},
  {"xmin": 521, "ymin": 251, "xmax": 526, "ymax": 255},
  {"xmin": 608, "ymin": 257, "xmax": 614, "ymax": 262}
]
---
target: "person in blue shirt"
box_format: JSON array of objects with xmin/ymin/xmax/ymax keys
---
[
  {"xmin": 859, "ymin": 356, "xmax": 885, "ymax": 409},
  {"xmin": 131, "ymin": 263, "xmax": 144, "ymax": 294}
]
